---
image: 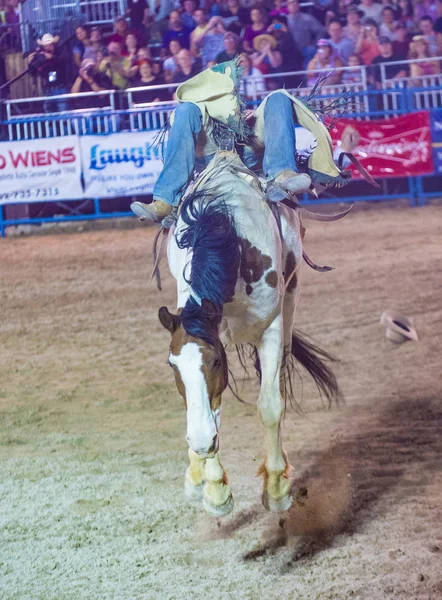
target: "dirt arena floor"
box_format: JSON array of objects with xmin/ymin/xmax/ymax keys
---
[{"xmin": 1, "ymin": 202, "xmax": 441, "ymax": 600}]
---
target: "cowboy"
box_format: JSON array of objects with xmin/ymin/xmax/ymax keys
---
[
  {"xmin": 27, "ymin": 33, "xmax": 68, "ymax": 111},
  {"xmin": 132, "ymin": 59, "xmax": 350, "ymax": 222}
]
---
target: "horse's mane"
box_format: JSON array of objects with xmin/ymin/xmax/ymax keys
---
[{"xmin": 176, "ymin": 189, "xmax": 241, "ymax": 346}]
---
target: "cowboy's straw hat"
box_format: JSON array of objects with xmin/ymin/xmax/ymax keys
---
[
  {"xmin": 253, "ymin": 34, "xmax": 277, "ymax": 51},
  {"xmin": 380, "ymin": 310, "xmax": 418, "ymax": 344},
  {"xmin": 37, "ymin": 33, "xmax": 59, "ymax": 46}
]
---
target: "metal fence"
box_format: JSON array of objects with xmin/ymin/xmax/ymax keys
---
[
  {"xmin": 3, "ymin": 57, "xmax": 442, "ymax": 133},
  {"xmin": 7, "ymin": 0, "xmax": 126, "ymax": 53},
  {"xmin": 0, "ymin": 76, "xmax": 441, "ymax": 236}
]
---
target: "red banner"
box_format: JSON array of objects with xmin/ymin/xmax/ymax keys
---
[{"xmin": 329, "ymin": 111, "xmax": 434, "ymax": 178}]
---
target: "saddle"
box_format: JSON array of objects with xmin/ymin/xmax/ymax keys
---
[{"xmin": 148, "ymin": 150, "xmax": 357, "ymax": 290}]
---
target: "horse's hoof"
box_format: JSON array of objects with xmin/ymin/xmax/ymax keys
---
[
  {"xmin": 184, "ymin": 478, "xmax": 204, "ymax": 503},
  {"xmin": 202, "ymin": 493, "xmax": 234, "ymax": 517},
  {"xmin": 262, "ymin": 491, "xmax": 293, "ymax": 513}
]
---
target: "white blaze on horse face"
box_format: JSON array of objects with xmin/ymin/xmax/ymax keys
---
[{"xmin": 169, "ymin": 342, "xmax": 219, "ymax": 457}]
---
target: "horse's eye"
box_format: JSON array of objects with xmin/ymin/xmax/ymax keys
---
[{"xmin": 213, "ymin": 358, "xmax": 221, "ymax": 369}]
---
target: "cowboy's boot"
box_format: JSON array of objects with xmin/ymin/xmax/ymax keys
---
[
  {"xmin": 131, "ymin": 199, "xmax": 172, "ymax": 222},
  {"xmin": 267, "ymin": 170, "xmax": 312, "ymax": 202}
]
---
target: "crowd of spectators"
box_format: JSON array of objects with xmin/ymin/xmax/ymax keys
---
[{"xmin": 4, "ymin": 0, "xmax": 442, "ymax": 107}]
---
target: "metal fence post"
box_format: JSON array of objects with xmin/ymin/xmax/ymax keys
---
[
  {"xmin": 93, "ymin": 198, "xmax": 101, "ymax": 217},
  {"xmin": 0, "ymin": 204, "xmax": 4, "ymax": 237}
]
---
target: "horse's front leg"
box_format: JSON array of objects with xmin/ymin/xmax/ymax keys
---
[
  {"xmin": 202, "ymin": 453, "xmax": 234, "ymax": 516},
  {"xmin": 184, "ymin": 447, "xmax": 205, "ymax": 502},
  {"xmin": 184, "ymin": 444, "xmax": 233, "ymax": 517},
  {"xmin": 257, "ymin": 313, "xmax": 294, "ymax": 512}
]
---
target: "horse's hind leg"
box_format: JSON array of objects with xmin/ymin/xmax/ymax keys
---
[{"xmin": 257, "ymin": 313, "xmax": 294, "ymax": 512}]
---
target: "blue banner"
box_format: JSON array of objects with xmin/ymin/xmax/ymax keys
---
[{"xmin": 430, "ymin": 110, "xmax": 442, "ymax": 175}]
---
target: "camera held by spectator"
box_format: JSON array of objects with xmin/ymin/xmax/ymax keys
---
[{"xmin": 71, "ymin": 58, "xmax": 113, "ymax": 108}]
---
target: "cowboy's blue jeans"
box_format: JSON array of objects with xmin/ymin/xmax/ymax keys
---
[{"xmin": 152, "ymin": 92, "xmax": 298, "ymax": 206}]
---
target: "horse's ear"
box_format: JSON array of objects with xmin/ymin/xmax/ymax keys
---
[{"xmin": 158, "ymin": 306, "xmax": 180, "ymax": 334}]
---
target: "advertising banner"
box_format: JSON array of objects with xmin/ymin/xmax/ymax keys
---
[
  {"xmin": 0, "ymin": 136, "xmax": 83, "ymax": 205},
  {"xmin": 80, "ymin": 130, "xmax": 164, "ymax": 199},
  {"xmin": 429, "ymin": 110, "xmax": 442, "ymax": 174},
  {"xmin": 329, "ymin": 111, "xmax": 434, "ymax": 178}
]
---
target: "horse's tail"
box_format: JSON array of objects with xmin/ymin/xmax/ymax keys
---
[{"xmin": 287, "ymin": 330, "xmax": 342, "ymax": 409}]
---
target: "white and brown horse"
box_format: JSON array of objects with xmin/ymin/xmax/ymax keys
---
[{"xmin": 159, "ymin": 151, "xmax": 340, "ymax": 516}]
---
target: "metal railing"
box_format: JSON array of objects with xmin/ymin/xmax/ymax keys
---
[{"xmin": 4, "ymin": 90, "xmax": 118, "ymax": 139}]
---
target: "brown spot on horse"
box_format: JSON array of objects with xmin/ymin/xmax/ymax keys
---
[
  {"xmin": 239, "ymin": 239, "xmax": 273, "ymax": 293},
  {"xmin": 265, "ymin": 270, "xmax": 278, "ymax": 289}
]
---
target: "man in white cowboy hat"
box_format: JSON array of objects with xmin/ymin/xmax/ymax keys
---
[
  {"xmin": 131, "ymin": 58, "xmax": 352, "ymax": 222},
  {"xmin": 27, "ymin": 33, "xmax": 68, "ymax": 110}
]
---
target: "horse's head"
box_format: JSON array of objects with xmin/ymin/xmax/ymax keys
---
[{"xmin": 159, "ymin": 300, "xmax": 228, "ymax": 458}]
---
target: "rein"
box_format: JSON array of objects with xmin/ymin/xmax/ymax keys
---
[{"xmin": 150, "ymin": 226, "xmax": 169, "ymax": 291}]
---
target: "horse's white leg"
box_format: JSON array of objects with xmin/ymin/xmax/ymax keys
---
[
  {"xmin": 184, "ymin": 448, "xmax": 205, "ymax": 502},
  {"xmin": 257, "ymin": 312, "xmax": 294, "ymax": 512},
  {"xmin": 202, "ymin": 453, "xmax": 234, "ymax": 516}
]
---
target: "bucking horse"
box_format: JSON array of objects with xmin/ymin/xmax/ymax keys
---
[{"xmin": 153, "ymin": 149, "xmax": 344, "ymax": 517}]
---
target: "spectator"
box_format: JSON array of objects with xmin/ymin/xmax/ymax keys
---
[
  {"xmin": 327, "ymin": 18, "xmax": 355, "ymax": 63},
  {"xmin": 370, "ymin": 36, "xmax": 408, "ymax": 84},
  {"xmin": 172, "ymin": 48, "xmax": 200, "ymax": 82},
  {"xmin": 219, "ymin": 0, "xmax": 251, "ymax": 35},
  {"xmin": 132, "ymin": 59, "xmax": 167, "ymax": 102},
  {"xmin": 147, "ymin": 0, "xmax": 175, "ymax": 23},
  {"xmin": 286, "ymin": 0, "xmax": 325, "ymax": 65},
  {"xmin": 98, "ymin": 41, "xmax": 133, "ymax": 89},
  {"xmin": 108, "ymin": 16, "xmax": 130, "ymax": 47},
  {"xmin": 419, "ymin": 16, "xmax": 439, "ymax": 54},
  {"xmin": 163, "ymin": 39, "xmax": 183, "ymax": 81},
  {"xmin": 342, "ymin": 53, "xmax": 364, "ymax": 83},
  {"xmin": 216, "ymin": 31, "xmax": 241, "ymax": 63},
  {"xmin": 378, "ymin": 6, "xmax": 397, "ymax": 40},
  {"xmin": 180, "ymin": 0, "xmax": 199, "ymax": 30},
  {"xmin": 27, "ymin": 33, "xmax": 68, "ymax": 110},
  {"xmin": 243, "ymin": 6, "xmax": 268, "ymax": 53},
  {"xmin": 125, "ymin": 33, "xmax": 139, "ymax": 79},
  {"xmin": 307, "ymin": 38, "xmax": 343, "ymax": 85},
  {"xmin": 126, "ymin": 0, "xmax": 150, "ymax": 32},
  {"xmin": 267, "ymin": 15, "xmax": 303, "ymax": 84},
  {"xmin": 137, "ymin": 46, "xmax": 152, "ymax": 61},
  {"xmin": 190, "ymin": 8, "xmax": 209, "ymax": 53},
  {"xmin": 2, "ymin": 0, "xmax": 20, "ymax": 51},
  {"xmin": 124, "ymin": 33, "xmax": 139, "ymax": 57},
  {"xmin": 343, "ymin": 5, "xmax": 364, "ymax": 45},
  {"xmin": 251, "ymin": 33, "xmax": 282, "ymax": 74},
  {"xmin": 269, "ymin": 0, "xmax": 288, "ymax": 17},
  {"xmin": 359, "ymin": 0, "xmax": 383, "ymax": 24},
  {"xmin": 70, "ymin": 58, "xmax": 113, "ymax": 108},
  {"xmin": 162, "ymin": 11, "xmax": 192, "ymax": 52},
  {"xmin": 239, "ymin": 51, "xmax": 266, "ymax": 98},
  {"xmin": 414, "ymin": 0, "xmax": 439, "ymax": 22},
  {"xmin": 83, "ymin": 27, "xmax": 106, "ymax": 64},
  {"xmin": 73, "ymin": 26, "xmax": 91, "ymax": 70},
  {"xmin": 356, "ymin": 18, "xmax": 381, "ymax": 64},
  {"xmin": 435, "ymin": 0, "xmax": 442, "ymax": 34},
  {"xmin": 396, "ymin": 0, "xmax": 415, "ymax": 31},
  {"xmin": 409, "ymin": 34, "xmax": 441, "ymax": 78},
  {"xmin": 392, "ymin": 22, "xmax": 411, "ymax": 58},
  {"xmin": 195, "ymin": 16, "xmax": 226, "ymax": 67}
]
